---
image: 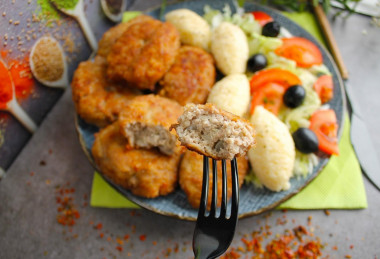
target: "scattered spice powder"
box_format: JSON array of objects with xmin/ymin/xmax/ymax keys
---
[
  {"xmin": 50, "ymin": 0, "xmax": 79, "ymax": 10},
  {"xmin": 220, "ymin": 215, "xmax": 326, "ymax": 259},
  {"xmin": 55, "ymin": 184, "xmax": 80, "ymax": 226},
  {"xmin": 0, "ymin": 60, "xmax": 13, "ymax": 109},
  {"xmin": 31, "ymin": 36, "xmax": 64, "ymax": 82},
  {"xmin": 95, "ymin": 223, "xmax": 103, "ymax": 230},
  {"xmin": 9, "ymin": 58, "xmax": 34, "ymax": 101},
  {"xmin": 36, "ymin": 0, "xmax": 60, "ymax": 21}
]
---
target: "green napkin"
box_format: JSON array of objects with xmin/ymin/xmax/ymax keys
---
[{"xmin": 90, "ymin": 11, "xmax": 367, "ymax": 209}]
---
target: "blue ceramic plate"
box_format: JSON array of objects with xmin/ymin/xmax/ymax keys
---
[{"xmin": 76, "ymin": 0, "xmax": 345, "ymax": 221}]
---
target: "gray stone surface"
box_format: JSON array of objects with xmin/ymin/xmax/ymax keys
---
[{"xmin": 1, "ymin": 1, "xmax": 380, "ymax": 258}]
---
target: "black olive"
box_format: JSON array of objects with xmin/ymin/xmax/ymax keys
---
[
  {"xmin": 247, "ymin": 54, "xmax": 268, "ymax": 73},
  {"xmin": 283, "ymin": 85, "xmax": 306, "ymax": 108},
  {"xmin": 292, "ymin": 128, "xmax": 319, "ymax": 154},
  {"xmin": 262, "ymin": 21, "xmax": 281, "ymax": 37}
]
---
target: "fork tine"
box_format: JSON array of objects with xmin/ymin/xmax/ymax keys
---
[
  {"xmin": 230, "ymin": 158, "xmax": 239, "ymax": 218},
  {"xmin": 209, "ymin": 159, "xmax": 218, "ymax": 217},
  {"xmin": 220, "ymin": 159, "xmax": 227, "ymax": 218},
  {"xmin": 199, "ymin": 155, "xmax": 209, "ymax": 217}
]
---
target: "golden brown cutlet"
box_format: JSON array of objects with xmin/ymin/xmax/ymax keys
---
[
  {"xmin": 106, "ymin": 17, "xmax": 180, "ymax": 91},
  {"xmin": 158, "ymin": 45, "xmax": 215, "ymax": 105},
  {"xmin": 71, "ymin": 56, "xmax": 139, "ymax": 128},
  {"xmin": 92, "ymin": 122, "xmax": 183, "ymax": 198}
]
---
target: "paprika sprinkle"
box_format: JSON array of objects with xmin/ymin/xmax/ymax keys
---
[
  {"xmin": 0, "ymin": 59, "xmax": 14, "ymax": 110},
  {"xmin": 9, "ymin": 58, "xmax": 34, "ymax": 101}
]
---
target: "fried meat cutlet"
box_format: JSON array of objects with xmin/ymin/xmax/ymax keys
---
[
  {"xmin": 171, "ymin": 103, "xmax": 256, "ymax": 160},
  {"xmin": 97, "ymin": 15, "xmax": 154, "ymax": 58},
  {"xmin": 119, "ymin": 94, "xmax": 183, "ymax": 155},
  {"xmin": 158, "ymin": 45, "xmax": 215, "ymax": 105},
  {"xmin": 179, "ymin": 150, "xmax": 248, "ymax": 209},
  {"xmin": 71, "ymin": 56, "xmax": 139, "ymax": 128},
  {"xmin": 106, "ymin": 17, "xmax": 180, "ymax": 91},
  {"xmin": 92, "ymin": 122, "xmax": 182, "ymax": 198}
]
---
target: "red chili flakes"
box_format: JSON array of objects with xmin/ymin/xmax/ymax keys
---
[
  {"xmin": 265, "ymin": 235, "xmax": 295, "ymax": 258},
  {"xmin": 55, "ymin": 186, "xmax": 80, "ymax": 226},
  {"xmin": 297, "ymin": 241, "xmax": 322, "ymax": 258},
  {"xmin": 95, "ymin": 223, "xmax": 103, "ymax": 230},
  {"xmin": 332, "ymin": 245, "xmax": 338, "ymax": 250},
  {"xmin": 139, "ymin": 234, "xmax": 146, "ymax": 241},
  {"xmin": 345, "ymin": 255, "xmax": 352, "ymax": 258},
  {"xmin": 276, "ymin": 216, "xmax": 288, "ymax": 225},
  {"xmin": 152, "ymin": 241, "xmax": 157, "ymax": 245},
  {"xmin": 116, "ymin": 246, "xmax": 123, "ymax": 252},
  {"xmin": 123, "ymin": 234, "xmax": 130, "ymax": 240},
  {"xmin": 220, "ymin": 248, "xmax": 241, "ymax": 259},
  {"xmin": 99, "ymin": 233, "xmax": 104, "ymax": 238},
  {"xmin": 116, "ymin": 237, "xmax": 124, "ymax": 246},
  {"xmin": 349, "ymin": 244, "xmax": 354, "ymax": 249},
  {"xmin": 293, "ymin": 225, "xmax": 308, "ymax": 241},
  {"xmin": 30, "ymin": 172, "xmax": 35, "ymax": 176},
  {"xmin": 307, "ymin": 216, "xmax": 312, "ymax": 225},
  {"xmin": 173, "ymin": 243, "xmax": 179, "ymax": 253}
]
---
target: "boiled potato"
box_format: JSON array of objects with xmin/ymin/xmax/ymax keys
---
[
  {"xmin": 248, "ymin": 106, "xmax": 295, "ymax": 192},
  {"xmin": 165, "ymin": 9, "xmax": 211, "ymax": 51},
  {"xmin": 211, "ymin": 22, "xmax": 249, "ymax": 75},
  {"xmin": 206, "ymin": 74, "xmax": 250, "ymax": 117}
]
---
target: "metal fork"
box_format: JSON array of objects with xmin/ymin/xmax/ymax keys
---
[{"xmin": 192, "ymin": 156, "xmax": 239, "ymax": 259}]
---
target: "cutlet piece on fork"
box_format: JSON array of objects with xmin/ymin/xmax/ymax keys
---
[
  {"xmin": 170, "ymin": 103, "xmax": 255, "ymax": 160},
  {"xmin": 171, "ymin": 103, "xmax": 255, "ymax": 258},
  {"xmin": 193, "ymin": 156, "xmax": 239, "ymax": 259}
]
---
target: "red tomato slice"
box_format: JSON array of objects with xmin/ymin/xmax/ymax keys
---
[
  {"xmin": 250, "ymin": 82, "xmax": 285, "ymax": 115},
  {"xmin": 313, "ymin": 75, "xmax": 334, "ymax": 103},
  {"xmin": 249, "ymin": 68, "xmax": 301, "ymax": 94},
  {"xmin": 250, "ymin": 11, "xmax": 273, "ymax": 26},
  {"xmin": 309, "ymin": 109, "xmax": 339, "ymax": 155},
  {"xmin": 275, "ymin": 37, "xmax": 323, "ymax": 68}
]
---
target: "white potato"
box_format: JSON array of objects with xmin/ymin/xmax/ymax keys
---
[
  {"xmin": 206, "ymin": 74, "xmax": 250, "ymax": 117},
  {"xmin": 165, "ymin": 9, "xmax": 211, "ymax": 51},
  {"xmin": 211, "ymin": 22, "xmax": 249, "ymax": 75},
  {"xmin": 248, "ymin": 106, "xmax": 295, "ymax": 192}
]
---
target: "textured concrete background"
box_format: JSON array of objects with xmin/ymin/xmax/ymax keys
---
[{"xmin": 1, "ymin": 0, "xmax": 380, "ymax": 258}]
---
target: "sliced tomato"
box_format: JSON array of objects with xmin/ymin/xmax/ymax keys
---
[
  {"xmin": 275, "ymin": 37, "xmax": 323, "ymax": 68},
  {"xmin": 250, "ymin": 82, "xmax": 285, "ymax": 115},
  {"xmin": 250, "ymin": 11, "xmax": 273, "ymax": 26},
  {"xmin": 313, "ymin": 75, "xmax": 334, "ymax": 103},
  {"xmin": 309, "ymin": 109, "xmax": 339, "ymax": 155},
  {"xmin": 249, "ymin": 68, "xmax": 301, "ymax": 94}
]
